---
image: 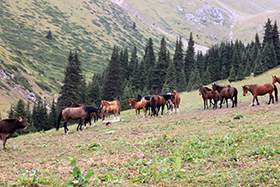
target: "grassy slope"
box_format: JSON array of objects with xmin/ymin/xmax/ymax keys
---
[{"xmin": 1, "ymin": 67, "xmax": 280, "ymax": 186}]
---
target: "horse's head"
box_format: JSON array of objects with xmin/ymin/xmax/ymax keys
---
[
  {"xmin": 128, "ymin": 98, "xmax": 133, "ymax": 106},
  {"xmin": 172, "ymin": 90, "xmax": 177, "ymax": 95},
  {"xmin": 212, "ymin": 84, "xmax": 217, "ymax": 91},
  {"xmin": 198, "ymin": 87, "xmax": 203, "ymax": 95},
  {"xmin": 242, "ymin": 85, "xmax": 249, "ymax": 96},
  {"xmin": 272, "ymin": 75, "xmax": 277, "ymax": 84}
]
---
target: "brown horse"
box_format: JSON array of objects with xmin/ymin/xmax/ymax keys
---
[
  {"xmin": 56, "ymin": 106, "xmax": 101, "ymax": 134},
  {"xmin": 150, "ymin": 95, "xmax": 167, "ymax": 116},
  {"xmin": 71, "ymin": 103, "xmax": 99, "ymax": 128},
  {"xmin": 100, "ymin": 100, "xmax": 121, "ymax": 120},
  {"xmin": 272, "ymin": 75, "xmax": 280, "ymax": 84},
  {"xmin": 171, "ymin": 90, "xmax": 181, "ymax": 113},
  {"xmin": 242, "ymin": 83, "xmax": 278, "ymax": 106},
  {"xmin": 212, "ymin": 84, "xmax": 238, "ymax": 108},
  {"xmin": 129, "ymin": 98, "xmax": 148, "ymax": 119},
  {"xmin": 198, "ymin": 87, "xmax": 219, "ymax": 109}
]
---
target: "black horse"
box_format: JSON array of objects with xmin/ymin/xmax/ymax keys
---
[
  {"xmin": 212, "ymin": 84, "xmax": 238, "ymax": 108},
  {"xmin": 160, "ymin": 93, "xmax": 175, "ymax": 114}
]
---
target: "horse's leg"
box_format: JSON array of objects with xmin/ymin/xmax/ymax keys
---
[
  {"xmin": 64, "ymin": 121, "xmax": 69, "ymax": 134},
  {"xmin": 219, "ymin": 96, "xmax": 223, "ymax": 109},
  {"xmin": 161, "ymin": 105, "xmax": 164, "ymax": 115},
  {"xmin": 135, "ymin": 109, "xmax": 137, "ymax": 119},
  {"xmin": 255, "ymin": 96, "xmax": 260, "ymax": 105}
]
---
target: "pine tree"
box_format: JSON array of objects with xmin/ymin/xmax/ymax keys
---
[
  {"xmin": 162, "ymin": 62, "xmax": 177, "ymax": 93},
  {"xmin": 14, "ymin": 99, "xmax": 26, "ymax": 119},
  {"xmin": 193, "ymin": 71, "xmax": 203, "ymax": 90},
  {"xmin": 46, "ymin": 30, "xmax": 52, "ymax": 40},
  {"xmin": 119, "ymin": 47, "xmax": 129, "ymax": 81},
  {"xmin": 150, "ymin": 37, "xmax": 168, "ymax": 92},
  {"xmin": 177, "ymin": 69, "xmax": 187, "ymax": 92},
  {"xmin": 173, "ymin": 36, "xmax": 184, "ymax": 85},
  {"xmin": 130, "ymin": 59, "xmax": 141, "ymax": 92},
  {"xmin": 144, "ymin": 38, "xmax": 156, "ymax": 88},
  {"xmin": 236, "ymin": 63, "xmax": 245, "ymax": 81},
  {"xmin": 272, "ymin": 20, "xmax": 280, "ymax": 65},
  {"xmin": 49, "ymin": 99, "xmax": 58, "ymax": 130},
  {"xmin": 220, "ymin": 66, "xmax": 227, "ymax": 80},
  {"xmin": 102, "ymin": 45, "xmax": 123, "ymax": 100},
  {"xmin": 186, "ymin": 68, "xmax": 200, "ymax": 91},
  {"xmin": 228, "ymin": 67, "xmax": 236, "ymax": 82},
  {"xmin": 8, "ymin": 105, "xmax": 14, "ymax": 118},
  {"xmin": 128, "ymin": 45, "xmax": 137, "ymax": 78},
  {"xmin": 57, "ymin": 51, "xmax": 83, "ymax": 111},
  {"xmin": 120, "ymin": 84, "xmax": 133, "ymax": 111},
  {"xmin": 80, "ymin": 75, "xmax": 89, "ymax": 104},
  {"xmin": 88, "ymin": 77, "xmax": 102, "ymax": 106},
  {"xmin": 263, "ymin": 18, "xmax": 273, "ymax": 48},
  {"xmin": 202, "ymin": 67, "xmax": 211, "ymax": 85},
  {"xmin": 184, "ymin": 32, "xmax": 195, "ymax": 84},
  {"xmin": 254, "ymin": 55, "xmax": 264, "ymax": 76}
]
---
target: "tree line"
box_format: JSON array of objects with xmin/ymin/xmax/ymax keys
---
[{"xmin": 7, "ymin": 18, "xmax": 280, "ymax": 135}]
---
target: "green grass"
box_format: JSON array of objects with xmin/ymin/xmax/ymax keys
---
[{"xmin": 1, "ymin": 68, "xmax": 280, "ymax": 186}]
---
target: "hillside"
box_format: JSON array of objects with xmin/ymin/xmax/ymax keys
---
[
  {"xmin": 1, "ymin": 66, "xmax": 280, "ymax": 186},
  {"xmin": 1, "ymin": 0, "xmax": 280, "ymax": 115}
]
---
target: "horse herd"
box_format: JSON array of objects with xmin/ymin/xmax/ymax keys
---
[
  {"xmin": 56, "ymin": 90, "xmax": 181, "ymax": 134},
  {"xmin": 199, "ymin": 76, "xmax": 280, "ymax": 110}
]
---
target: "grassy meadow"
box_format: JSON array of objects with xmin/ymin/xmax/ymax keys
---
[{"xmin": 1, "ymin": 68, "xmax": 280, "ymax": 186}]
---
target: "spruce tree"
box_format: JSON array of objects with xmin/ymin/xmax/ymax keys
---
[
  {"xmin": 202, "ymin": 67, "xmax": 211, "ymax": 85},
  {"xmin": 102, "ymin": 45, "xmax": 123, "ymax": 101},
  {"xmin": 173, "ymin": 36, "xmax": 184, "ymax": 85},
  {"xmin": 120, "ymin": 84, "xmax": 133, "ymax": 111},
  {"xmin": 254, "ymin": 55, "xmax": 264, "ymax": 76},
  {"xmin": 236, "ymin": 63, "xmax": 245, "ymax": 81},
  {"xmin": 193, "ymin": 71, "xmax": 203, "ymax": 90},
  {"xmin": 128, "ymin": 45, "xmax": 137, "ymax": 78},
  {"xmin": 150, "ymin": 37, "xmax": 168, "ymax": 92},
  {"xmin": 119, "ymin": 47, "xmax": 129, "ymax": 81},
  {"xmin": 272, "ymin": 21, "xmax": 280, "ymax": 65},
  {"xmin": 130, "ymin": 59, "xmax": 141, "ymax": 92},
  {"xmin": 8, "ymin": 105, "xmax": 14, "ymax": 118},
  {"xmin": 88, "ymin": 77, "xmax": 102, "ymax": 106},
  {"xmin": 186, "ymin": 68, "xmax": 200, "ymax": 91},
  {"xmin": 184, "ymin": 32, "xmax": 195, "ymax": 84},
  {"xmin": 14, "ymin": 99, "xmax": 26, "ymax": 119},
  {"xmin": 144, "ymin": 38, "xmax": 156, "ymax": 88},
  {"xmin": 57, "ymin": 51, "xmax": 83, "ymax": 111},
  {"xmin": 177, "ymin": 69, "xmax": 187, "ymax": 92},
  {"xmin": 162, "ymin": 62, "xmax": 177, "ymax": 93},
  {"xmin": 263, "ymin": 18, "xmax": 273, "ymax": 48},
  {"xmin": 49, "ymin": 99, "xmax": 58, "ymax": 130}
]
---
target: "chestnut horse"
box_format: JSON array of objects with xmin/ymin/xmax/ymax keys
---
[
  {"xmin": 171, "ymin": 90, "xmax": 181, "ymax": 114},
  {"xmin": 129, "ymin": 98, "xmax": 148, "ymax": 119},
  {"xmin": 242, "ymin": 83, "xmax": 278, "ymax": 106},
  {"xmin": 71, "ymin": 103, "xmax": 99, "ymax": 128},
  {"xmin": 150, "ymin": 95, "xmax": 167, "ymax": 116},
  {"xmin": 56, "ymin": 106, "xmax": 101, "ymax": 134},
  {"xmin": 212, "ymin": 84, "xmax": 238, "ymax": 109},
  {"xmin": 272, "ymin": 75, "xmax": 280, "ymax": 84},
  {"xmin": 198, "ymin": 87, "xmax": 219, "ymax": 109},
  {"xmin": 100, "ymin": 100, "xmax": 121, "ymax": 120}
]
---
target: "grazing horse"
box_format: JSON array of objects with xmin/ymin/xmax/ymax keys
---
[
  {"xmin": 56, "ymin": 106, "xmax": 101, "ymax": 134},
  {"xmin": 150, "ymin": 95, "xmax": 167, "ymax": 116},
  {"xmin": 212, "ymin": 84, "xmax": 238, "ymax": 108},
  {"xmin": 272, "ymin": 75, "xmax": 280, "ymax": 84},
  {"xmin": 71, "ymin": 103, "xmax": 99, "ymax": 128},
  {"xmin": 129, "ymin": 98, "xmax": 148, "ymax": 119},
  {"xmin": 100, "ymin": 100, "xmax": 121, "ymax": 120},
  {"xmin": 171, "ymin": 90, "xmax": 181, "ymax": 114},
  {"xmin": 198, "ymin": 87, "xmax": 219, "ymax": 109},
  {"xmin": 242, "ymin": 83, "xmax": 278, "ymax": 106}
]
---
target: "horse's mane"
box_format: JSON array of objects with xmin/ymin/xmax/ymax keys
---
[{"xmin": 83, "ymin": 106, "xmax": 99, "ymax": 113}]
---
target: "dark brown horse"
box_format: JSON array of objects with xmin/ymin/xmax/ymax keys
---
[
  {"xmin": 171, "ymin": 90, "xmax": 181, "ymax": 113},
  {"xmin": 100, "ymin": 100, "xmax": 121, "ymax": 121},
  {"xmin": 272, "ymin": 75, "xmax": 280, "ymax": 84},
  {"xmin": 150, "ymin": 95, "xmax": 167, "ymax": 116},
  {"xmin": 212, "ymin": 84, "xmax": 238, "ymax": 108},
  {"xmin": 56, "ymin": 106, "xmax": 101, "ymax": 134},
  {"xmin": 198, "ymin": 87, "xmax": 219, "ymax": 109},
  {"xmin": 129, "ymin": 98, "xmax": 148, "ymax": 119},
  {"xmin": 71, "ymin": 103, "xmax": 99, "ymax": 128},
  {"xmin": 242, "ymin": 83, "xmax": 278, "ymax": 106}
]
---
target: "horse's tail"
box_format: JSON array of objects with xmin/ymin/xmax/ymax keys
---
[
  {"xmin": 117, "ymin": 101, "xmax": 121, "ymax": 115},
  {"xmin": 234, "ymin": 88, "xmax": 238, "ymax": 107},
  {"xmin": 56, "ymin": 110, "xmax": 63, "ymax": 131},
  {"xmin": 151, "ymin": 96, "xmax": 155, "ymax": 114},
  {"xmin": 274, "ymin": 83, "xmax": 278, "ymax": 102}
]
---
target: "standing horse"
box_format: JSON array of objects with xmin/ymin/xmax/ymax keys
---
[
  {"xmin": 100, "ymin": 100, "xmax": 121, "ymax": 120},
  {"xmin": 171, "ymin": 90, "xmax": 181, "ymax": 114},
  {"xmin": 212, "ymin": 84, "xmax": 238, "ymax": 108},
  {"xmin": 71, "ymin": 103, "xmax": 99, "ymax": 128},
  {"xmin": 272, "ymin": 75, "xmax": 280, "ymax": 84},
  {"xmin": 129, "ymin": 98, "xmax": 148, "ymax": 119},
  {"xmin": 56, "ymin": 106, "xmax": 101, "ymax": 134},
  {"xmin": 137, "ymin": 94, "xmax": 152, "ymax": 115},
  {"xmin": 242, "ymin": 83, "xmax": 278, "ymax": 106},
  {"xmin": 198, "ymin": 87, "xmax": 219, "ymax": 109},
  {"xmin": 160, "ymin": 93, "xmax": 175, "ymax": 114},
  {"xmin": 150, "ymin": 95, "xmax": 166, "ymax": 116}
]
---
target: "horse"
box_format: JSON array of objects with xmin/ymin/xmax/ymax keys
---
[
  {"xmin": 71, "ymin": 103, "xmax": 100, "ymax": 128},
  {"xmin": 56, "ymin": 106, "xmax": 101, "ymax": 134},
  {"xmin": 137, "ymin": 94, "xmax": 152, "ymax": 101},
  {"xmin": 149, "ymin": 95, "xmax": 167, "ymax": 116},
  {"xmin": 171, "ymin": 90, "xmax": 181, "ymax": 113},
  {"xmin": 212, "ymin": 84, "xmax": 238, "ymax": 108},
  {"xmin": 128, "ymin": 98, "xmax": 148, "ymax": 119},
  {"xmin": 160, "ymin": 93, "xmax": 175, "ymax": 114},
  {"xmin": 198, "ymin": 87, "xmax": 219, "ymax": 109},
  {"xmin": 272, "ymin": 75, "xmax": 280, "ymax": 84},
  {"xmin": 100, "ymin": 100, "xmax": 121, "ymax": 121},
  {"xmin": 242, "ymin": 83, "xmax": 278, "ymax": 106}
]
